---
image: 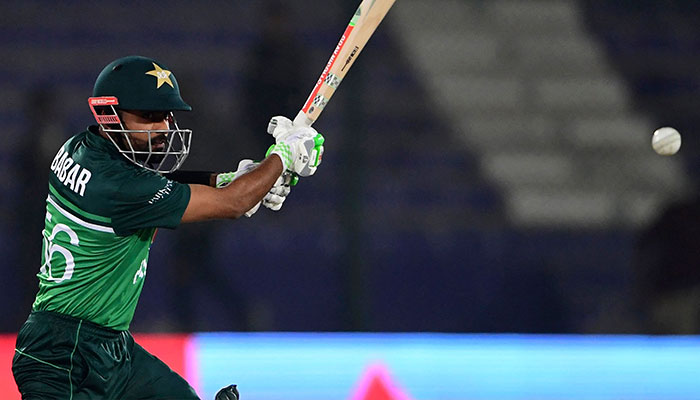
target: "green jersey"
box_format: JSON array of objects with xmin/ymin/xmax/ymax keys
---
[{"xmin": 32, "ymin": 126, "xmax": 191, "ymax": 330}]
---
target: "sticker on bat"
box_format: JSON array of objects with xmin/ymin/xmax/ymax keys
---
[
  {"xmin": 324, "ymin": 73, "xmax": 342, "ymax": 89},
  {"xmin": 312, "ymin": 94, "xmax": 328, "ymax": 109}
]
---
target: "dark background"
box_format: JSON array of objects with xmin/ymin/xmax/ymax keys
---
[{"xmin": 2, "ymin": 0, "xmax": 700, "ymax": 334}]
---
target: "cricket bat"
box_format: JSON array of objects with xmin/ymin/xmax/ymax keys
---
[{"xmin": 293, "ymin": 0, "xmax": 397, "ymax": 127}]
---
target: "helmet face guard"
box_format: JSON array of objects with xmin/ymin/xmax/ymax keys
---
[{"xmin": 89, "ymin": 96, "xmax": 191, "ymax": 173}]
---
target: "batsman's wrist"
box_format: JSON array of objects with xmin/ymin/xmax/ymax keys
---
[{"xmin": 266, "ymin": 143, "xmax": 293, "ymax": 171}]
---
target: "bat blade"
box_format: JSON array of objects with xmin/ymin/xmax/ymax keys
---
[{"xmin": 294, "ymin": 0, "xmax": 397, "ymax": 127}]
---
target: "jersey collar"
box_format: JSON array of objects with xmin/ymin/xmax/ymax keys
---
[{"xmin": 85, "ymin": 125, "xmax": 121, "ymax": 157}]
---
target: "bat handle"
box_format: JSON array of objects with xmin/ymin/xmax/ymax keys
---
[
  {"xmin": 293, "ymin": 110, "xmax": 314, "ymax": 127},
  {"xmin": 287, "ymin": 110, "xmax": 314, "ymax": 186}
]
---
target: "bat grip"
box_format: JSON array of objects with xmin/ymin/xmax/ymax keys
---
[
  {"xmin": 288, "ymin": 110, "xmax": 315, "ymax": 185},
  {"xmin": 293, "ymin": 110, "xmax": 314, "ymax": 127}
]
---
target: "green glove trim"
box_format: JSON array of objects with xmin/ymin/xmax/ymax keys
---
[
  {"xmin": 312, "ymin": 133, "xmax": 325, "ymax": 168},
  {"xmin": 216, "ymin": 171, "xmax": 236, "ymax": 188},
  {"xmin": 266, "ymin": 143, "xmax": 293, "ymax": 170},
  {"xmin": 314, "ymin": 133, "xmax": 325, "ymax": 147}
]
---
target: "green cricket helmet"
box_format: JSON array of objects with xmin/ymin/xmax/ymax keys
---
[{"xmin": 89, "ymin": 55, "xmax": 192, "ymax": 173}]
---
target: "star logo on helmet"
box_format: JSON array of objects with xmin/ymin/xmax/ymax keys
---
[{"xmin": 145, "ymin": 63, "xmax": 174, "ymax": 89}]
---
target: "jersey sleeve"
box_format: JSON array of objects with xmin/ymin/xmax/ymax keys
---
[{"xmin": 110, "ymin": 168, "xmax": 191, "ymax": 236}]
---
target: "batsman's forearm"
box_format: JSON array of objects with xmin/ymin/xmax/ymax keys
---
[
  {"xmin": 182, "ymin": 155, "xmax": 283, "ymax": 222},
  {"xmin": 219, "ymin": 155, "xmax": 284, "ymax": 218}
]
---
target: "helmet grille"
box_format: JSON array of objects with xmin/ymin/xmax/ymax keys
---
[{"xmin": 96, "ymin": 115, "xmax": 120, "ymax": 125}]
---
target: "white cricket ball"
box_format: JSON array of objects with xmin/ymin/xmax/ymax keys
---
[{"xmin": 652, "ymin": 127, "xmax": 681, "ymax": 155}]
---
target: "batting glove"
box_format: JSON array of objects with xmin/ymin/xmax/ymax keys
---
[
  {"xmin": 217, "ymin": 160, "xmax": 295, "ymax": 214},
  {"xmin": 262, "ymin": 171, "xmax": 294, "ymax": 211},
  {"xmin": 216, "ymin": 159, "xmax": 258, "ymax": 187},
  {"xmin": 267, "ymin": 115, "xmax": 294, "ymax": 140},
  {"xmin": 266, "ymin": 116, "xmax": 324, "ymax": 177}
]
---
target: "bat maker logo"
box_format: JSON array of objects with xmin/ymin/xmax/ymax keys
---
[{"xmin": 341, "ymin": 46, "xmax": 360, "ymax": 72}]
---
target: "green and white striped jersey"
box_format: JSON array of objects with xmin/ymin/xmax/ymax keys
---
[{"xmin": 32, "ymin": 126, "xmax": 191, "ymax": 330}]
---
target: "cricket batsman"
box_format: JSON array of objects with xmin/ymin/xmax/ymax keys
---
[{"xmin": 11, "ymin": 55, "xmax": 324, "ymax": 399}]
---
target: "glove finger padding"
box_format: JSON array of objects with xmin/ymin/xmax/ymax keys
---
[
  {"xmin": 267, "ymin": 116, "xmax": 293, "ymax": 139},
  {"xmin": 268, "ymin": 184, "xmax": 290, "ymax": 197},
  {"xmin": 262, "ymin": 193, "xmax": 286, "ymax": 211},
  {"xmin": 262, "ymin": 174, "xmax": 291, "ymax": 211}
]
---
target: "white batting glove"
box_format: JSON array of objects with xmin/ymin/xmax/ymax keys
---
[
  {"xmin": 216, "ymin": 159, "xmax": 261, "ymax": 217},
  {"xmin": 215, "ymin": 159, "xmax": 258, "ymax": 187},
  {"xmin": 262, "ymin": 172, "xmax": 294, "ymax": 211},
  {"xmin": 266, "ymin": 116, "xmax": 324, "ymax": 177},
  {"xmin": 217, "ymin": 160, "xmax": 295, "ymax": 214},
  {"xmin": 267, "ymin": 116, "xmax": 294, "ymax": 140}
]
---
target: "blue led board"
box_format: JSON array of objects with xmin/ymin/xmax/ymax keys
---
[{"xmin": 193, "ymin": 333, "xmax": 700, "ymax": 400}]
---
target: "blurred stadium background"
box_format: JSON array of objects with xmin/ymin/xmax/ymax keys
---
[{"xmin": 2, "ymin": 0, "xmax": 700, "ymax": 398}]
